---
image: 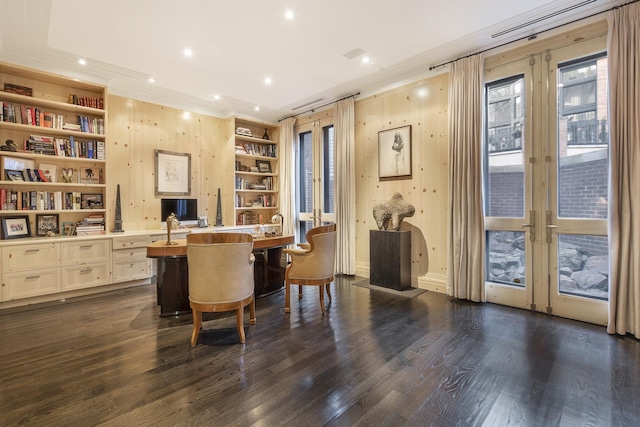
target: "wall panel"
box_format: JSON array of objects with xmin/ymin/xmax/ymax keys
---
[{"xmin": 355, "ymin": 74, "xmax": 449, "ymax": 291}]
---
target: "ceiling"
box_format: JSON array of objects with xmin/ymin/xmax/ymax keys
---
[{"xmin": 0, "ymin": 0, "xmax": 626, "ymax": 123}]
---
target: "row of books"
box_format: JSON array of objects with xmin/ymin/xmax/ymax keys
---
[
  {"xmin": 235, "ymin": 194, "xmax": 276, "ymax": 208},
  {"xmin": 75, "ymin": 214, "xmax": 105, "ymax": 236},
  {"xmin": 236, "ymin": 211, "xmax": 264, "ymax": 225},
  {"xmin": 235, "ymin": 143, "xmax": 277, "ymax": 158},
  {"xmin": 1, "ymin": 102, "xmax": 105, "ymax": 135},
  {"xmin": 0, "ymin": 190, "xmax": 87, "ymax": 211},
  {"xmin": 25, "ymin": 135, "xmax": 105, "ymax": 159},
  {"xmin": 69, "ymin": 95, "xmax": 104, "ymax": 109},
  {"xmin": 235, "ymin": 176, "xmax": 274, "ymax": 191},
  {"xmin": 5, "ymin": 168, "xmax": 53, "ymax": 183}
]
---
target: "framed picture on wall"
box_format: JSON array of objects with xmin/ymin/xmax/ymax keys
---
[
  {"xmin": 154, "ymin": 149, "xmax": 191, "ymax": 195},
  {"xmin": 378, "ymin": 125, "xmax": 412, "ymax": 180}
]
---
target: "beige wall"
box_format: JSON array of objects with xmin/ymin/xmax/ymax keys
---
[
  {"xmin": 355, "ymin": 74, "xmax": 449, "ymax": 292},
  {"xmin": 106, "ymin": 95, "xmax": 233, "ymax": 231},
  {"xmin": 107, "ymin": 75, "xmax": 451, "ymax": 291}
]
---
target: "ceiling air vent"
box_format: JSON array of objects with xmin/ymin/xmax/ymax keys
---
[
  {"xmin": 292, "ymin": 97, "xmax": 325, "ymax": 111},
  {"xmin": 491, "ymin": 0, "xmax": 596, "ymax": 38}
]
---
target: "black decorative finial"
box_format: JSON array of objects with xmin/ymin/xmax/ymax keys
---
[{"xmin": 113, "ymin": 184, "xmax": 124, "ymax": 232}]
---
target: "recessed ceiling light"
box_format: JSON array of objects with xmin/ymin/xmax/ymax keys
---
[
  {"xmin": 183, "ymin": 48, "xmax": 193, "ymax": 57},
  {"xmin": 264, "ymin": 77, "xmax": 272, "ymax": 86},
  {"xmin": 78, "ymin": 59, "xmax": 86, "ymax": 65},
  {"xmin": 147, "ymin": 77, "xmax": 155, "ymax": 83},
  {"xmin": 254, "ymin": 106, "xmax": 260, "ymax": 111},
  {"xmin": 285, "ymin": 10, "xmax": 294, "ymax": 20},
  {"xmin": 361, "ymin": 56, "xmax": 370, "ymax": 64},
  {"xmin": 213, "ymin": 94, "xmax": 220, "ymax": 100}
]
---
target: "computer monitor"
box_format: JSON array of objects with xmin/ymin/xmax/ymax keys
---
[{"xmin": 160, "ymin": 198, "xmax": 198, "ymax": 227}]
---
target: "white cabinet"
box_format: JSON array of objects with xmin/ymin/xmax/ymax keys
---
[
  {"xmin": 60, "ymin": 239, "xmax": 110, "ymax": 291},
  {"xmin": 1, "ymin": 242, "xmax": 60, "ymax": 300},
  {"xmin": 112, "ymin": 235, "xmax": 150, "ymax": 283}
]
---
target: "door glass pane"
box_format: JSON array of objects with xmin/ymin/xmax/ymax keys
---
[
  {"xmin": 299, "ymin": 220, "xmax": 313, "ymax": 244},
  {"xmin": 558, "ymin": 234, "xmax": 608, "ymax": 300},
  {"xmin": 322, "ymin": 125, "xmax": 335, "ymax": 215},
  {"xmin": 557, "ymin": 55, "xmax": 608, "ymax": 219},
  {"xmin": 298, "ymin": 131, "xmax": 313, "ymax": 213},
  {"xmin": 485, "ymin": 76, "xmax": 525, "ymax": 218},
  {"xmin": 486, "ymin": 231, "xmax": 526, "ymax": 287}
]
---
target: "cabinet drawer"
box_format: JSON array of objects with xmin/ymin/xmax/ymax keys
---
[
  {"xmin": 112, "ymin": 258, "xmax": 150, "ymax": 283},
  {"xmin": 113, "ymin": 247, "xmax": 147, "ymax": 261},
  {"xmin": 61, "ymin": 240, "xmax": 110, "ymax": 265},
  {"xmin": 2, "ymin": 268, "xmax": 61, "ymax": 300},
  {"xmin": 112, "ymin": 235, "xmax": 150, "ymax": 249},
  {"xmin": 2, "ymin": 243, "xmax": 59, "ymax": 273},
  {"xmin": 61, "ymin": 263, "xmax": 110, "ymax": 291}
]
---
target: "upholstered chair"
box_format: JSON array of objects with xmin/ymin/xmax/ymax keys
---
[
  {"xmin": 283, "ymin": 223, "xmax": 337, "ymax": 314},
  {"xmin": 186, "ymin": 233, "xmax": 256, "ymax": 346}
]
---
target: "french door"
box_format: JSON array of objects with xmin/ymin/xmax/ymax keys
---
[
  {"xmin": 295, "ymin": 117, "xmax": 336, "ymax": 242},
  {"xmin": 483, "ymin": 37, "xmax": 609, "ymax": 325}
]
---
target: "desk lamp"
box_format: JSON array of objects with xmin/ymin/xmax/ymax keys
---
[{"xmin": 271, "ymin": 212, "xmax": 284, "ymax": 236}]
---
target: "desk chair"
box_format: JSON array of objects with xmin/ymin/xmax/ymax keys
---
[
  {"xmin": 284, "ymin": 223, "xmax": 337, "ymax": 314},
  {"xmin": 186, "ymin": 233, "xmax": 256, "ymax": 345}
]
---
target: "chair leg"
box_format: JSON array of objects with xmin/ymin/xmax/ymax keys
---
[
  {"xmin": 190, "ymin": 309, "xmax": 202, "ymax": 347},
  {"xmin": 249, "ymin": 292, "xmax": 256, "ymax": 325},
  {"xmin": 298, "ymin": 285, "xmax": 303, "ymax": 299},
  {"xmin": 285, "ymin": 280, "xmax": 291, "ymax": 313},
  {"xmin": 237, "ymin": 306, "xmax": 245, "ymax": 344},
  {"xmin": 318, "ymin": 285, "xmax": 325, "ymax": 314},
  {"xmin": 326, "ymin": 283, "xmax": 332, "ymax": 302}
]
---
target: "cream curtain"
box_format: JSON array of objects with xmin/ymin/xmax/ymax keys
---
[
  {"xmin": 334, "ymin": 98, "xmax": 356, "ymax": 275},
  {"xmin": 278, "ymin": 117, "xmax": 297, "ymax": 239},
  {"xmin": 607, "ymin": 2, "xmax": 640, "ymax": 338},
  {"xmin": 446, "ymin": 54, "xmax": 485, "ymax": 302}
]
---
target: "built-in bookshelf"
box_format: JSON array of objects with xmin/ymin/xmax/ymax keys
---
[
  {"xmin": 233, "ymin": 118, "xmax": 279, "ymax": 226},
  {"xmin": 0, "ymin": 62, "xmax": 107, "ymax": 237}
]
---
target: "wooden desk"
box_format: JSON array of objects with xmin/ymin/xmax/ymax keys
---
[{"xmin": 147, "ymin": 234, "xmax": 294, "ymax": 316}]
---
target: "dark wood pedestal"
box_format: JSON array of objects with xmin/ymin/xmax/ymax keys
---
[
  {"xmin": 370, "ymin": 229, "xmax": 411, "ymax": 290},
  {"xmin": 253, "ymin": 247, "xmax": 287, "ymax": 297}
]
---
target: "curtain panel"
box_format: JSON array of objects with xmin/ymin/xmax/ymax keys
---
[
  {"xmin": 446, "ymin": 54, "xmax": 485, "ymax": 302},
  {"xmin": 607, "ymin": 2, "xmax": 640, "ymax": 338},
  {"xmin": 278, "ymin": 117, "xmax": 297, "ymax": 239},
  {"xmin": 334, "ymin": 97, "xmax": 356, "ymax": 275}
]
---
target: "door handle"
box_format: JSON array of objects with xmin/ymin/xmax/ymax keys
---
[
  {"xmin": 545, "ymin": 211, "xmax": 557, "ymax": 243},
  {"xmin": 521, "ymin": 210, "xmax": 536, "ymax": 242}
]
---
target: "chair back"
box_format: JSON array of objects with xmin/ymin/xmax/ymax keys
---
[
  {"xmin": 288, "ymin": 225, "xmax": 337, "ymax": 280},
  {"xmin": 186, "ymin": 233, "xmax": 254, "ymax": 304}
]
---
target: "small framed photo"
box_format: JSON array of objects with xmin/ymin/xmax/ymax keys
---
[
  {"xmin": 62, "ymin": 221, "xmax": 76, "ymax": 236},
  {"xmin": 36, "ymin": 214, "xmax": 59, "ymax": 236},
  {"xmin": 256, "ymin": 159, "xmax": 272, "ymax": 173},
  {"xmin": 378, "ymin": 125, "xmax": 412, "ymax": 180},
  {"xmin": 5, "ymin": 170, "xmax": 25, "ymax": 181},
  {"xmin": 81, "ymin": 193, "xmax": 104, "ymax": 209},
  {"xmin": 1, "ymin": 215, "xmax": 31, "ymax": 240}
]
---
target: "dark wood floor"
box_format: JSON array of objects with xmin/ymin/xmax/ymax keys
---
[{"xmin": 1, "ymin": 276, "xmax": 639, "ymax": 427}]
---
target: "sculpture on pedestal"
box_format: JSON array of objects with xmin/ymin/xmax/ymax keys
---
[{"xmin": 373, "ymin": 192, "xmax": 415, "ymax": 231}]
